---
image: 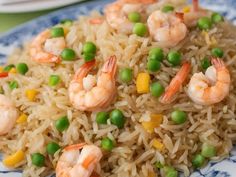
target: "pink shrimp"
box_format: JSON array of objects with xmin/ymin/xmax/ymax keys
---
[
  {"xmin": 56, "ymin": 143, "xmax": 102, "ymax": 177},
  {"xmin": 30, "ymin": 29, "xmax": 66, "ymax": 63},
  {"xmin": 183, "ymin": 0, "xmax": 207, "ymax": 27},
  {"xmin": 187, "ymin": 58, "xmax": 230, "ymax": 105},
  {"xmin": 68, "ymin": 56, "xmax": 117, "ymax": 111},
  {"xmin": 104, "ymin": 0, "xmax": 157, "ymax": 33},
  {"xmin": 160, "ymin": 62, "xmax": 191, "ymax": 104}
]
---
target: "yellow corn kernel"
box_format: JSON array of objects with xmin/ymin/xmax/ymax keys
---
[
  {"xmin": 211, "ymin": 36, "xmax": 217, "ymax": 46},
  {"xmin": 25, "ymin": 89, "xmax": 38, "ymax": 101},
  {"xmin": 150, "ymin": 114, "xmax": 163, "ymax": 124},
  {"xmin": 0, "ymin": 66, "xmax": 3, "ymax": 73},
  {"xmin": 63, "ymin": 27, "xmax": 69, "ymax": 35},
  {"xmin": 9, "ymin": 68, "xmax": 17, "ymax": 74},
  {"xmin": 183, "ymin": 6, "xmax": 191, "ymax": 13},
  {"xmin": 16, "ymin": 114, "xmax": 28, "ymax": 124},
  {"xmin": 152, "ymin": 139, "xmax": 164, "ymax": 151},
  {"xmin": 3, "ymin": 150, "xmax": 25, "ymax": 167},
  {"xmin": 136, "ymin": 73, "xmax": 150, "ymax": 94},
  {"xmin": 142, "ymin": 114, "xmax": 163, "ymax": 133}
]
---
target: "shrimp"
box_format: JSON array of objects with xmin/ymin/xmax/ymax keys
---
[
  {"xmin": 0, "ymin": 94, "xmax": 18, "ymax": 135},
  {"xmin": 30, "ymin": 29, "xmax": 66, "ymax": 63},
  {"xmin": 183, "ymin": 0, "xmax": 207, "ymax": 27},
  {"xmin": 56, "ymin": 143, "xmax": 102, "ymax": 177},
  {"xmin": 160, "ymin": 62, "xmax": 191, "ymax": 104},
  {"xmin": 147, "ymin": 10, "xmax": 188, "ymax": 47},
  {"xmin": 68, "ymin": 56, "xmax": 117, "ymax": 111},
  {"xmin": 187, "ymin": 58, "xmax": 230, "ymax": 105},
  {"xmin": 104, "ymin": 0, "xmax": 156, "ymax": 33}
]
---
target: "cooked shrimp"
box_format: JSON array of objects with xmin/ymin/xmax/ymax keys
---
[
  {"xmin": 104, "ymin": 0, "xmax": 156, "ymax": 33},
  {"xmin": 0, "ymin": 94, "xmax": 18, "ymax": 135},
  {"xmin": 30, "ymin": 29, "xmax": 66, "ymax": 63},
  {"xmin": 56, "ymin": 143, "xmax": 102, "ymax": 177},
  {"xmin": 183, "ymin": 0, "xmax": 207, "ymax": 27},
  {"xmin": 147, "ymin": 10, "xmax": 187, "ymax": 47},
  {"xmin": 187, "ymin": 58, "xmax": 230, "ymax": 105},
  {"xmin": 160, "ymin": 62, "xmax": 191, "ymax": 104},
  {"xmin": 69, "ymin": 56, "xmax": 117, "ymax": 111}
]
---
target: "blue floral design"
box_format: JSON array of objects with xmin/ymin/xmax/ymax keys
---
[{"xmin": 1, "ymin": 0, "xmax": 236, "ymax": 176}]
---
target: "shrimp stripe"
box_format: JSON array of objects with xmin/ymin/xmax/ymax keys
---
[
  {"xmin": 65, "ymin": 143, "xmax": 86, "ymax": 151},
  {"xmin": 82, "ymin": 155, "xmax": 96, "ymax": 169}
]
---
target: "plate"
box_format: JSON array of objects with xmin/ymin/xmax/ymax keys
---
[
  {"xmin": 0, "ymin": 0, "xmax": 236, "ymax": 176},
  {"xmin": 0, "ymin": 0, "xmax": 85, "ymax": 13}
]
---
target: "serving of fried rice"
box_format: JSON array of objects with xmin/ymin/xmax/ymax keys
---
[{"xmin": 0, "ymin": 0, "xmax": 236, "ymax": 177}]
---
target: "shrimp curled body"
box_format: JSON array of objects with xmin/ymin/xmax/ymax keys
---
[
  {"xmin": 0, "ymin": 94, "xmax": 18, "ymax": 135},
  {"xmin": 30, "ymin": 29, "xmax": 66, "ymax": 63},
  {"xmin": 56, "ymin": 143, "xmax": 102, "ymax": 177},
  {"xmin": 69, "ymin": 56, "xmax": 117, "ymax": 112},
  {"xmin": 147, "ymin": 10, "xmax": 188, "ymax": 47},
  {"xmin": 104, "ymin": 0, "xmax": 156, "ymax": 33},
  {"xmin": 187, "ymin": 58, "xmax": 230, "ymax": 105}
]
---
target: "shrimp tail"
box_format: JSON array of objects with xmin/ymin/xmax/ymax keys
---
[
  {"xmin": 161, "ymin": 62, "xmax": 191, "ymax": 104},
  {"xmin": 193, "ymin": 0, "xmax": 199, "ymax": 11},
  {"xmin": 74, "ymin": 61, "xmax": 96, "ymax": 81},
  {"xmin": 65, "ymin": 143, "xmax": 86, "ymax": 151},
  {"xmin": 175, "ymin": 12, "xmax": 184, "ymax": 22},
  {"xmin": 102, "ymin": 55, "xmax": 117, "ymax": 77},
  {"xmin": 211, "ymin": 57, "xmax": 225, "ymax": 69}
]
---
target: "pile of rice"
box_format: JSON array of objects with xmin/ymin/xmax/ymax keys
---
[{"xmin": 1, "ymin": 1, "xmax": 236, "ymax": 177}]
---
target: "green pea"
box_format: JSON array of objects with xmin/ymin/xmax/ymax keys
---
[
  {"xmin": 31, "ymin": 153, "xmax": 45, "ymax": 167},
  {"xmin": 16, "ymin": 63, "xmax": 28, "ymax": 75},
  {"xmin": 192, "ymin": 154, "xmax": 205, "ymax": 168},
  {"xmin": 128, "ymin": 12, "xmax": 141, "ymax": 22},
  {"xmin": 83, "ymin": 53, "xmax": 95, "ymax": 62},
  {"xmin": 201, "ymin": 57, "xmax": 211, "ymax": 70},
  {"xmin": 110, "ymin": 109, "xmax": 126, "ymax": 129},
  {"xmin": 96, "ymin": 111, "xmax": 109, "ymax": 124},
  {"xmin": 211, "ymin": 47, "xmax": 224, "ymax": 58},
  {"xmin": 211, "ymin": 12, "xmax": 224, "ymax": 23},
  {"xmin": 155, "ymin": 161, "xmax": 164, "ymax": 169},
  {"xmin": 150, "ymin": 82, "xmax": 165, "ymax": 98},
  {"xmin": 60, "ymin": 19, "xmax": 73, "ymax": 26},
  {"xmin": 61, "ymin": 48, "xmax": 76, "ymax": 61},
  {"xmin": 149, "ymin": 48, "xmax": 164, "ymax": 62},
  {"xmin": 46, "ymin": 142, "xmax": 60, "ymax": 155},
  {"xmin": 162, "ymin": 5, "xmax": 174, "ymax": 13},
  {"xmin": 49, "ymin": 75, "xmax": 60, "ymax": 86},
  {"xmin": 55, "ymin": 116, "xmax": 70, "ymax": 132},
  {"xmin": 3, "ymin": 64, "xmax": 15, "ymax": 72},
  {"xmin": 147, "ymin": 59, "xmax": 161, "ymax": 72},
  {"xmin": 9, "ymin": 81, "xmax": 18, "ymax": 90},
  {"xmin": 167, "ymin": 51, "xmax": 181, "ymax": 66},
  {"xmin": 171, "ymin": 110, "xmax": 187, "ymax": 124},
  {"xmin": 51, "ymin": 27, "xmax": 64, "ymax": 38},
  {"xmin": 101, "ymin": 137, "xmax": 114, "ymax": 151},
  {"xmin": 197, "ymin": 17, "xmax": 212, "ymax": 30},
  {"xmin": 133, "ymin": 23, "xmax": 147, "ymax": 37},
  {"xmin": 82, "ymin": 42, "xmax": 97, "ymax": 54},
  {"xmin": 201, "ymin": 143, "xmax": 216, "ymax": 158},
  {"xmin": 163, "ymin": 166, "xmax": 178, "ymax": 177},
  {"xmin": 119, "ymin": 68, "xmax": 133, "ymax": 83}
]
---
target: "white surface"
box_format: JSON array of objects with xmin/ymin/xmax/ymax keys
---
[{"xmin": 0, "ymin": 0, "xmax": 84, "ymax": 13}]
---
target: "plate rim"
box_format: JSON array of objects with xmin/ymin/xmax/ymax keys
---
[{"xmin": 0, "ymin": 0, "xmax": 85, "ymax": 13}]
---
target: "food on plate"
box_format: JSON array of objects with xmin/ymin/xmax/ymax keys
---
[{"xmin": 0, "ymin": 0, "xmax": 236, "ymax": 176}]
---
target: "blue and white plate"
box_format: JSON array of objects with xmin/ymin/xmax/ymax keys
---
[{"xmin": 0, "ymin": 0, "xmax": 236, "ymax": 176}]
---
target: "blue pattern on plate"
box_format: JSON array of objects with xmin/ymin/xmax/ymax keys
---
[{"xmin": 0, "ymin": 0, "xmax": 236, "ymax": 176}]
